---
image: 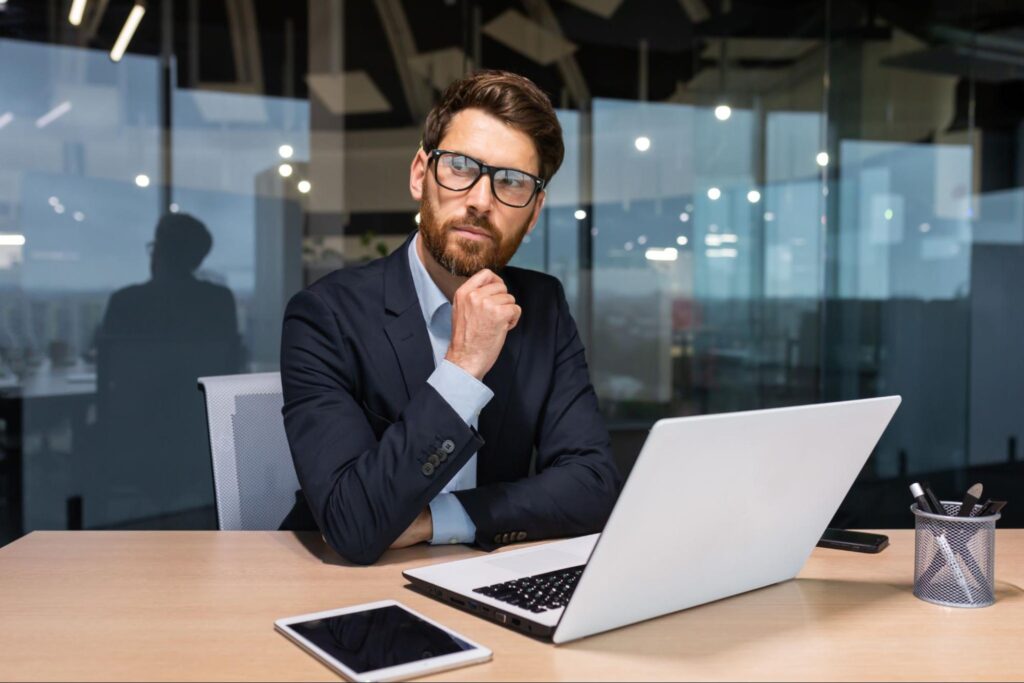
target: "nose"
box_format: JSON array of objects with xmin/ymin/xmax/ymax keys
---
[{"xmin": 465, "ymin": 172, "xmax": 494, "ymax": 214}]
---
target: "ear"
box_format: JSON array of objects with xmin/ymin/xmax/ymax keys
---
[
  {"xmin": 525, "ymin": 190, "xmax": 546, "ymax": 235},
  {"xmin": 409, "ymin": 148, "xmax": 428, "ymax": 202}
]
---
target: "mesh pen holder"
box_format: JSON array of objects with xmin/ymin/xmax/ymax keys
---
[{"xmin": 912, "ymin": 502, "xmax": 1000, "ymax": 608}]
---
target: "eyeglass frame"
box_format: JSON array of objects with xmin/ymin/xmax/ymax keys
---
[{"xmin": 425, "ymin": 148, "xmax": 547, "ymax": 208}]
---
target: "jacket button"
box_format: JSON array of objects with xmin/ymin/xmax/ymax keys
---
[
  {"xmin": 501, "ymin": 532, "xmax": 510, "ymax": 543},
  {"xmin": 441, "ymin": 439, "xmax": 455, "ymax": 454},
  {"xmin": 515, "ymin": 531, "xmax": 527, "ymax": 541},
  {"xmin": 421, "ymin": 462, "xmax": 435, "ymax": 476},
  {"xmin": 493, "ymin": 533, "xmax": 502, "ymax": 544},
  {"xmin": 427, "ymin": 453, "xmax": 440, "ymax": 466},
  {"xmin": 437, "ymin": 450, "xmax": 448, "ymax": 463}
]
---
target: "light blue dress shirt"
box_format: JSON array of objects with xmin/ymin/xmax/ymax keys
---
[{"xmin": 407, "ymin": 234, "xmax": 494, "ymax": 545}]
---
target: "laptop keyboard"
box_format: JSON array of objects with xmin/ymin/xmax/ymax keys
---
[{"xmin": 472, "ymin": 565, "xmax": 586, "ymax": 613}]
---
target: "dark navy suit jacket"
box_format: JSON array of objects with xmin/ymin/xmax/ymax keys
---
[{"xmin": 280, "ymin": 232, "xmax": 621, "ymax": 565}]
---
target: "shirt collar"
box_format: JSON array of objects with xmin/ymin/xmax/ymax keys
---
[{"xmin": 407, "ymin": 232, "xmax": 451, "ymax": 326}]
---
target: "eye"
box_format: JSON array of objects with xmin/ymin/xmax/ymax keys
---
[
  {"xmin": 443, "ymin": 154, "xmax": 476, "ymax": 175},
  {"xmin": 497, "ymin": 170, "xmax": 527, "ymax": 188}
]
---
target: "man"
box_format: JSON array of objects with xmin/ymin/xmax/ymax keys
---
[{"xmin": 281, "ymin": 70, "xmax": 620, "ymax": 565}]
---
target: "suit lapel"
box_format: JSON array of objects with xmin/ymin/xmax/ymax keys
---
[{"xmin": 383, "ymin": 233, "xmax": 435, "ymax": 401}]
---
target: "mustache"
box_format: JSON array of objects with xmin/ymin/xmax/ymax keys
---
[{"xmin": 443, "ymin": 215, "xmax": 498, "ymax": 239}]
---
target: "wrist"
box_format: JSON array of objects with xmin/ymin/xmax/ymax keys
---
[
  {"xmin": 444, "ymin": 350, "xmax": 485, "ymax": 380},
  {"xmin": 419, "ymin": 507, "xmax": 434, "ymax": 543}
]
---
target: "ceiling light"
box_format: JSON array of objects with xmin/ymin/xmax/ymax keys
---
[
  {"xmin": 676, "ymin": 235, "xmax": 688, "ymax": 246},
  {"xmin": 645, "ymin": 247, "xmax": 678, "ymax": 262},
  {"xmin": 624, "ymin": 241, "xmax": 634, "ymax": 251},
  {"xmin": 297, "ymin": 179, "xmax": 311, "ymax": 194},
  {"xmin": 884, "ymin": 208, "xmax": 894, "ymax": 221},
  {"xmin": 35, "ymin": 101, "xmax": 72, "ymax": 128},
  {"xmin": 278, "ymin": 163, "xmax": 293, "ymax": 178},
  {"xmin": 706, "ymin": 248, "xmax": 738, "ymax": 258},
  {"xmin": 48, "ymin": 196, "xmax": 60, "ymax": 207},
  {"xmin": 0, "ymin": 112, "xmax": 13, "ymax": 129},
  {"xmin": 714, "ymin": 104, "xmax": 731, "ymax": 121},
  {"xmin": 764, "ymin": 212, "xmax": 775, "ymax": 221},
  {"xmin": 169, "ymin": 203, "xmax": 179, "ymax": 213},
  {"xmin": 0, "ymin": 234, "xmax": 26, "ymax": 246},
  {"xmin": 574, "ymin": 209, "xmax": 587, "ymax": 220},
  {"xmin": 678, "ymin": 212, "xmax": 690, "ymax": 223},
  {"xmin": 634, "ymin": 136, "xmax": 651, "ymax": 152},
  {"xmin": 747, "ymin": 190, "xmax": 761, "ymax": 204},
  {"xmin": 278, "ymin": 144, "xmax": 294, "ymax": 159},
  {"xmin": 69, "ymin": 0, "xmax": 87, "ymax": 26},
  {"xmin": 919, "ymin": 222, "xmax": 931, "ymax": 233},
  {"xmin": 135, "ymin": 174, "xmax": 150, "ymax": 188},
  {"xmin": 54, "ymin": 204, "xmax": 66, "ymax": 214},
  {"xmin": 707, "ymin": 187, "xmax": 721, "ymax": 201},
  {"xmin": 110, "ymin": 2, "xmax": 146, "ymax": 63},
  {"xmin": 816, "ymin": 151, "xmax": 829, "ymax": 167},
  {"xmin": 73, "ymin": 211, "xmax": 85, "ymax": 222},
  {"xmin": 637, "ymin": 235, "xmax": 647, "ymax": 245}
]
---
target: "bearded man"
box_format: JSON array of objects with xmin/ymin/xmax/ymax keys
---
[{"xmin": 280, "ymin": 70, "xmax": 621, "ymax": 565}]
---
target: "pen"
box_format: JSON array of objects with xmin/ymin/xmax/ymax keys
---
[
  {"xmin": 921, "ymin": 482, "xmax": 945, "ymax": 516},
  {"xmin": 978, "ymin": 500, "xmax": 1006, "ymax": 517}
]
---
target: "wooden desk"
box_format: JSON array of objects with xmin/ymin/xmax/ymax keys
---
[{"xmin": 0, "ymin": 530, "xmax": 1021, "ymax": 681}]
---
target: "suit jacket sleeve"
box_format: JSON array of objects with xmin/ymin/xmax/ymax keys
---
[
  {"xmin": 453, "ymin": 281, "xmax": 622, "ymax": 549},
  {"xmin": 280, "ymin": 288, "xmax": 484, "ymax": 565}
]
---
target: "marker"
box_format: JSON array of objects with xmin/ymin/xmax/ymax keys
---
[
  {"xmin": 910, "ymin": 482, "xmax": 936, "ymax": 514},
  {"xmin": 957, "ymin": 483, "xmax": 983, "ymax": 517}
]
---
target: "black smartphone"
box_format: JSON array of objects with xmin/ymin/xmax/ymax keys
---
[{"xmin": 816, "ymin": 528, "xmax": 889, "ymax": 553}]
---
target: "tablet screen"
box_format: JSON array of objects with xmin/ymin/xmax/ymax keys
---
[{"xmin": 288, "ymin": 604, "xmax": 476, "ymax": 674}]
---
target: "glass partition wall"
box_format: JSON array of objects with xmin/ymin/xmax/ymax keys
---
[{"xmin": 1, "ymin": 0, "xmax": 1022, "ymax": 544}]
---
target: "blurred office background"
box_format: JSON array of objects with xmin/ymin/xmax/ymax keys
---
[{"xmin": 1, "ymin": 0, "xmax": 1022, "ymax": 545}]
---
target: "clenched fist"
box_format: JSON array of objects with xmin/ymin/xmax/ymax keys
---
[{"xmin": 445, "ymin": 269, "xmax": 521, "ymax": 380}]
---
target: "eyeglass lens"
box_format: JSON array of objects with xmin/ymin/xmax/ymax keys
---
[{"xmin": 435, "ymin": 153, "xmax": 536, "ymax": 207}]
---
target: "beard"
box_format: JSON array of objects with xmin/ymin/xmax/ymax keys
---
[{"xmin": 418, "ymin": 196, "xmax": 531, "ymax": 277}]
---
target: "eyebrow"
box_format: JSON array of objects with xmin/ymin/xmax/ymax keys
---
[{"xmin": 446, "ymin": 149, "xmax": 539, "ymax": 177}]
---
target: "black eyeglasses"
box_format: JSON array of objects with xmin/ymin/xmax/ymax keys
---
[{"xmin": 427, "ymin": 149, "xmax": 546, "ymax": 208}]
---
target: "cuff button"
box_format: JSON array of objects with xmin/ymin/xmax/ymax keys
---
[
  {"xmin": 441, "ymin": 439, "xmax": 455, "ymax": 454},
  {"xmin": 421, "ymin": 462, "xmax": 435, "ymax": 476},
  {"xmin": 427, "ymin": 453, "xmax": 440, "ymax": 466}
]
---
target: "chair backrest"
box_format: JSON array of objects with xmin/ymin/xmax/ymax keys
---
[{"xmin": 197, "ymin": 372, "xmax": 299, "ymax": 530}]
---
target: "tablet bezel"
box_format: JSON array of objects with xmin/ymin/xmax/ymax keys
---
[{"xmin": 274, "ymin": 599, "xmax": 492, "ymax": 682}]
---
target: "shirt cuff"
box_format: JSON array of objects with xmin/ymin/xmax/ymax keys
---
[
  {"xmin": 429, "ymin": 493, "xmax": 477, "ymax": 545},
  {"xmin": 426, "ymin": 359, "xmax": 494, "ymax": 425}
]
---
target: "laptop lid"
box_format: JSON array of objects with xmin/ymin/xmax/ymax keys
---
[{"xmin": 551, "ymin": 396, "xmax": 901, "ymax": 643}]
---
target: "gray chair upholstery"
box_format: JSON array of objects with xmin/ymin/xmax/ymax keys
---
[{"xmin": 198, "ymin": 372, "xmax": 299, "ymax": 530}]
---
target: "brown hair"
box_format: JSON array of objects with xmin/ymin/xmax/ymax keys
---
[{"xmin": 422, "ymin": 70, "xmax": 564, "ymax": 183}]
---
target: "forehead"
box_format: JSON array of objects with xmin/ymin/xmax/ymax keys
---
[{"xmin": 438, "ymin": 108, "xmax": 541, "ymax": 174}]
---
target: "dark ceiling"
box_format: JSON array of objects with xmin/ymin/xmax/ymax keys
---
[{"xmin": 1, "ymin": 0, "xmax": 1021, "ymax": 131}]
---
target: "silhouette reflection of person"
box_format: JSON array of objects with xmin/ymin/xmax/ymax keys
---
[{"xmin": 91, "ymin": 214, "xmax": 241, "ymax": 528}]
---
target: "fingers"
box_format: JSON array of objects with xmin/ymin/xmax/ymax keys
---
[
  {"xmin": 507, "ymin": 304, "xmax": 522, "ymax": 330},
  {"xmin": 460, "ymin": 268, "xmax": 500, "ymax": 291}
]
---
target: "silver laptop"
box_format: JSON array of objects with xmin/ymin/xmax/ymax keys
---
[{"xmin": 403, "ymin": 396, "xmax": 901, "ymax": 644}]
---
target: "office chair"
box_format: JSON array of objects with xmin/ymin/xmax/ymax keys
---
[{"xmin": 198, "ymin": 372, "xmax": 300, "ymax": 530}]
